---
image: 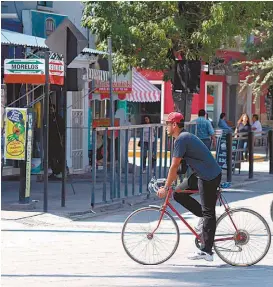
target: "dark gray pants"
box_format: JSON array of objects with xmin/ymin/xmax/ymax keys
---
[{"xmin": 174, "ymin": 173, "xmax": 222, "ymax": 254}]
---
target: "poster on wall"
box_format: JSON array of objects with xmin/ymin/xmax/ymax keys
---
[
  {"xmin": 49, "ymin": 59, "xmax": 64, "ymax": 85},
  {"xmin": 4, "ymin": 108, "xmax": 27, "ymax": 160}
]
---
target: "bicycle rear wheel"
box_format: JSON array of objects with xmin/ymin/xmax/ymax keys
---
[
  {"xmin": 121, "ymin": 206, "xmax": 180, "ymax": 265},
  {"xmin": 214, "ymin": 208, "xmax": 271, "ymax": 266}
]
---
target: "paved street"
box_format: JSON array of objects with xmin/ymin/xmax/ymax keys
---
[{"xmin": 2, "ymin": 180, "xmax": 273, "ymax": 287}]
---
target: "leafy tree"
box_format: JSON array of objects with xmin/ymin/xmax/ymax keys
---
[
  {"xmin": 239, "ymin": 2, "xmax": 273, "ymax": 97},
  {"xmin": 82, "ymin": 1, "xmax": 273, "ymax": 93},
  {"xmin": 82, "ymin": 1, "xmax": 214, "ymax": 78}
]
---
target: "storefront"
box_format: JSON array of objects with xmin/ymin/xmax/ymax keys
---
[{"xmin": 138, "ymin": 69, "xmax": 173, "ymax": 123}]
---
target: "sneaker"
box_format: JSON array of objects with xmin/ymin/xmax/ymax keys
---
[
  {"xmin": 187, "ymin": 251, "xmax": 213, "ymax": 262},
  {"xmin": 194, "ymin": 218, "xmax": 204, "ymax": 234}
]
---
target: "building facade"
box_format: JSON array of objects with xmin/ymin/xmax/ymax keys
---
[
  {"xmin": 140, "ymin": 49, "xmax": 267, "ymax": 127},
  {"xmin": 1, "ymin": 1, "xmax": 97, "ymax": 173}
]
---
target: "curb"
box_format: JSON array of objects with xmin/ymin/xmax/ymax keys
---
[
  {"xmin": 67, "ymin": 176, "xmax": 272, "ymax": 221},
  {"xmin": 67, "ymin": 193, "xmax": 159, "ymax": 221},
  {"xmin": 3, "ymin": 202, "xmax": 36, "ymax": 211}
]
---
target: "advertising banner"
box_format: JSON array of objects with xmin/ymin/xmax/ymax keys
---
[
  {"xmin": 4, "ymin": 59, "xmax": 46, "ymax": 84},
  {"xmin": 4, "ymin": 108, "xmax": 27, "ymax": 160}
]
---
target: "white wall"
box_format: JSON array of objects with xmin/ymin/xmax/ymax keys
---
[
  {"xmin": 3, "ymin": 1, "xmax": 95, "ymax": 48},
  {"xmin": 53, "ymin": 1, "xmax": 95, "ymax": 48}
]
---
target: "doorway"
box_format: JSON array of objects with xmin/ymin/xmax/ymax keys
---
[{"xmin": 205, "ymin": 81, "xmax": 223, "ymax": 127}]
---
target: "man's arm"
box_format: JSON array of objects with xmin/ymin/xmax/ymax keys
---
[
  {"xmin": 165, "ymin": 157, "xmax": 181, "ymax": 188},
  {"xmin": 207, "ymin": 121, "xmax": 216, "ymax": 147}
]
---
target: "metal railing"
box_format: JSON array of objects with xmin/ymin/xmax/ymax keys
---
[
  {"xmin": 89, "ymin": 122, "xmax": 197, "ymax": 207},
  {"xmin": 221, "ymin": 130, "xmax": 273, "ymax": 182}
]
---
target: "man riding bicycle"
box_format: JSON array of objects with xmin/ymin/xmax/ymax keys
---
[{"xmin": 157, "ymin": 112, "xmax": 222, "ymax": 261}]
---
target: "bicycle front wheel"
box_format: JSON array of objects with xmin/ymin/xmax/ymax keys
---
[
  {"xmin": 214, "ymin": 208, "xmax": 271, "ymax": 266},
  {"xmin": 121, "ymin": 206, "xmax": 180, "ymax": 265}
]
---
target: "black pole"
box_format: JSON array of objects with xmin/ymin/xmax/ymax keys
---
[
  {"xmin": 226, "ymin": 132, "xmax": 232, "ymax": 182},
  {"xmin": 269, "ymin": 130, "xmax": 273, "ymax": 174},
  {"xmin": 108, "ymin": 37, "xmax": 114, "ymax": 127},
  {"xmin": 17, "ymin": 82, "xmax": 26, "ymax": 203},
  {"xmin": 19, "ymin": 161, "xmax": 26, "ymax": 203},
  {"xmin": 108, "ymin": 37, "xmax": 115, "ymax": 200},
  {"xmin": 61, "ymin": 61, "xmax": 67, "ymax": 207},
  {"xmin": 184, "ymin": 60, "xmax": 188, "ymax": 120},
  {"xmin": 248, "ymin": 131, "xmax": 254, "ymax": 179},
  {"xmin": 43, "ymin": 50, "xmax": 50, "ymax": 212}
]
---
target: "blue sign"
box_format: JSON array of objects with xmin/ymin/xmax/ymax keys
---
[
  {"xmin": 7, "ymin": 110, "xmax": 24, "ymax": 123},
  {"xmin": 31, "ymin": 10, "xmax": 67, "ymax": 38}
]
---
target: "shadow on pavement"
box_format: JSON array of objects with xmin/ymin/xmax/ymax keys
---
[{"xmin": 1, "ymin": 264, "xmax": 273, "ymax": 287}]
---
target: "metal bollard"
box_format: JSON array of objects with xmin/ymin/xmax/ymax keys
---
[
  {"xmin": 226, "ymin": 132, "xmax": 233, "ymax": 182},
  {"xmin": 269, "ymin": 130, "xmax": 273, "ymax": 174},
  {"xmin": 248, "ymin": 131, "xmax": 254, "ymax": 179},
  {"xmin": 91, "ymin": 129, "xmax": 97, "ymax": 207}
]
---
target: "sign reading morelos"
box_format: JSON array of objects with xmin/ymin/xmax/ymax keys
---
[
  {"xmin": 4, "ymin": 59, "xmax": 45, "ymax": 84},
  {"xmin": 216, "ymin": 133, "xmax": 239, "ymax": 170},
  {"xmin": 49, "ymin": 60, "xmax": 64, "ymax": 85},
  {"xmin": 4, "ymin": 59, "xmax": 64, "ymax": 85}
]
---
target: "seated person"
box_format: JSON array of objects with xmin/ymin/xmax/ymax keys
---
[{"xmin": 218, "ymin": 113, "xmax": 232, "ymax": 132}]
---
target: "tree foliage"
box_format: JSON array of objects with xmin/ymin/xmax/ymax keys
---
[
  {"xmin": 82, "ymin": 1, "xmax": 273, "ymax": 91},
  {"xmin": 239, "ymin": 2, "xmax": 273, "ymax": 96}
]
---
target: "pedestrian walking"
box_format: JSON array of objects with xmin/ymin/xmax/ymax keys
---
[
  {"xmin": 140, "ymin": 115, "xmax": 156, "ymax": 174},
  {"xmin": 191, "ymin": 109, "xmax": 216, "ymax": 150}
]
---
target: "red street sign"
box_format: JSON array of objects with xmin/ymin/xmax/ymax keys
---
[{"xmin": 49, "ymin": 60, "xmax": 64, "ymax": 85}]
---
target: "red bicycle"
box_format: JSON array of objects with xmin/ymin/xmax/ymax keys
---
[{"xmin": 121, "ymin": 178, "xmax": 271, "ymax": 266}]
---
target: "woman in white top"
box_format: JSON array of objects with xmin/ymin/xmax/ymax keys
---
[{"xmin": 252, "ymin": 114, "xmax": 262, "ymax": 135}]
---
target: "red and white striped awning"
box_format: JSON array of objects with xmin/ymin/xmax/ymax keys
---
[
  {"xmin": 89, "ymin": 68, "xmax": 161, "ymax": 102},
  {"xmin": 127, "ymin": 68, "xmax": 161, "ymax": 102}
]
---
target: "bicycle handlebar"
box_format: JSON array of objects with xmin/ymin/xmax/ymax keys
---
[{"xmin": 148, "ymin": 177, "xmax": 231, "ymax": 195}]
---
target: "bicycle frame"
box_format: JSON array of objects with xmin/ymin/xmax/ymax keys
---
[{"xmin": 150, "ymin": 188, "xmax": 241, "ymax": 244}]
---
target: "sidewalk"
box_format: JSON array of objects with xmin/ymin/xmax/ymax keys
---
[{"xmin": 1, "ymin": 160, "xmax": 272, "ymax": 219}]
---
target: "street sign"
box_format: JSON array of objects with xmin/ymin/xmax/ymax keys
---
[
  {"xmin": 45, "ymin": 18, "xmax": 88, "ymax": 65},
  {"xmin": 4, "ymin": 59, "xmax": 45, "ymax": 84},
  {"xmin": 49, "ymin": 60, "xmax": 64, "ymax": 85},
  {"xmin": 216, "ymin": 133, "xmax": 239, "ymax": 170}
]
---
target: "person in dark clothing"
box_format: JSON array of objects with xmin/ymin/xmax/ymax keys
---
[
  {"xmin": 235, "ymin": 113, "xmax": 251, "ymax": 160},
  {"xmin": 157, "ymin": 112, "xmax": 222, "ymax": 262},
  {"xmin": 48, "ymin": 104, "xmax": 65, "ymax": 179},
  {"xmin": 141, "ymin": 115, "xmax": 156, "ymax": 173}
]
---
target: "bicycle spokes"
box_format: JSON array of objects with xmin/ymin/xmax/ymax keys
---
[
  {"xmin": 121, "ymin": 207, "xmax": 180, "ymax": 265},
  {"xmin": 214, "ymin": 208, "xmax": 271, "ymax": 266}
]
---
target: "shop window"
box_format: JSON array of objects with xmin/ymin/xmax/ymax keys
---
[
  {"xmin": 37, "ymin": 1, "xmax": 53, "ymax": 8},
  {"xmin": 45, "ymin": 18, "xmax": 55, "ymax": 37}
]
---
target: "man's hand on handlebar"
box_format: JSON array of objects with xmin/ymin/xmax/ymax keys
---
[{"xmin": 156, "ymin": 187, "xmax": 170, "ymax": 199}]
